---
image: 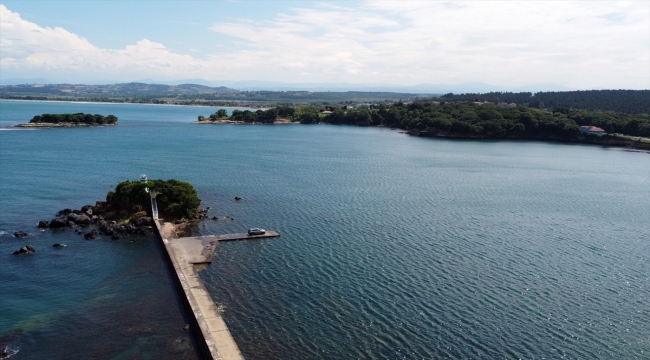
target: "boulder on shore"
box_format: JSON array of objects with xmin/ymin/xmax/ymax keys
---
[
  {"xmin": 56, "ymin": 208, "xmax": 72, "ymax": 216},
  {"xmin": 68, "ymin": 213, "xmax": 92, "ymax": 225},
  {"xmin": 13, "ymin": 231, "xmax": 29, "ymax": 238},
  {"xmin": 13, "ymin": 244, "xmax": 36, "ymax": 255},
  {"xmin": 49, "ymin": 218, "xmax": 67, "ymax": 229},
  {"xmin": 131, "ymin": 211, "xmax": 147, "ymax": 219},
  {"xmin": 132, "ymin": 216, "xmax": 153, "ymax": 227}
]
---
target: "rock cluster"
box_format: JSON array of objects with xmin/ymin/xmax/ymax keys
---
[
  {"xmin": 194, "ymin": 207, "xmax": 211, "ymax": 220},
  {"xmin": 13, "ymin": 244, "xmax": 35, "ymax": 255},
  {"xmin": 97, "ymin": 218, "xmax": 153, "ymax": 239},
  {"xmin": 39, "ymin": 201, "xmax": 155, "ymax": 241}
]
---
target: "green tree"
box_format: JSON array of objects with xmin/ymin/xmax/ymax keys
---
[
  {"xmin": 108, "ymin": 179, "xmax": 200, "ymax": 219},
  {"xmin": 216, "ymin": 109, "xmax": 228, "ymax": 118}
]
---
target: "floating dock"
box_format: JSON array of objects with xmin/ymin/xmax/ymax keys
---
[{"xmin": 198, "ymin": 231, "xmax": 280, "ymax": 243}]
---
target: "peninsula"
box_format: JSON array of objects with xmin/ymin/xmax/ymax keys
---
[
  {"xmin": 193, "ymin": 102, "xmax": 650, "ymax": 150},
  {"xmin": 15, "ymin": 113, "xmax": 118, "ymax": 127}
]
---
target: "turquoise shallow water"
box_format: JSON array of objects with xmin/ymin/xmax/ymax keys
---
[{"xmin": 1, "ymin": 100, "xmax": 649, "ymax": 359}]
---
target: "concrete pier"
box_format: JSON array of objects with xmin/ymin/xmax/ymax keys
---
[
  {"xmin": 154, "ymin": 220, "xmax": 246, "ymax": 360},
  {"xmin": 150, "ymin": 195, "xmax": 280, "ymax": 359}
]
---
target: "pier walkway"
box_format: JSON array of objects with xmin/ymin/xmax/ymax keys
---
[
  {"xmin": 150, "ymin": 197, "xmax": 280, "ymax": 360},
  {"xmin": 150, "ymin": 193, "xmax": 282, "ymax": 359},
  {"xmin": 155, "ymin": 221, "xmax": 245, "ymax": 360}
]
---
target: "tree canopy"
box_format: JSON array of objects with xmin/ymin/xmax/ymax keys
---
[
  {"xmin": 106, "ymin": 179, "xmax": 200, "ymax": 219},
  {"xmin": 195, "ymin": 100, "xmax": 650, "ymax": 139},
  {"xmin": 29, "ymin": 113, "xmax": 118, "ymax": 125}
]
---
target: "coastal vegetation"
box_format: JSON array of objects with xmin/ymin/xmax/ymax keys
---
[
  {"xmin": 334, "ymin": 102, "xmax": 650, "ymax": 138},
  {"xmin": 30, "ymin": 179, "xmax": 203, "ymax": 242},
  {"xmin": 107, "ymin": 179, "xmax": 201, "ymax": 219},
  {"xmin": 197, "ymin": 102, "xmax": 650, "ymax": 141},
  {"xmin": 22, "ymin": 113, "xmax": 118, "ymax": 126}
]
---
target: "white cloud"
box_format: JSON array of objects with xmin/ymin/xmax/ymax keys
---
[
  {"xmin": 1, "ymin": 2, "xmax": 648, "ymax": 88},
  {"xmin": 0, "ymin": 4, "xmax": 206, "ymax": 78},
  {"xmin": 206, "ymin": 1, "xmax": 649, "ymax": 88}
]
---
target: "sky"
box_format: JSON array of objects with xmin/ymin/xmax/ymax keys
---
[{"xmin": 1, "ymin": 0, "xmax": 649, "ymax": 90}]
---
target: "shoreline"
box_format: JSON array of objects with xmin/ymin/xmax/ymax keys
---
[
  {"xmin": 193, "ymin": 119, "xmax": 650, "ymax": 151},
  {"xmin": 193, "ymin": 118, "xmax": 296, "ymax": 125},
  {"xmin": 406, "ymin": 128, "xmax": 650, "ymax": 151}
]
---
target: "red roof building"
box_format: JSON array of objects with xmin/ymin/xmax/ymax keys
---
[{"xmin": 580, "ymin": 126, "xmax": 606, "ymax": 135}]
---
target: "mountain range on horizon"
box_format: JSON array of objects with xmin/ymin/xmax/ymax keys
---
[{"xmin": 0, "ymin": 77, "xmax": 586, "ymax": 94}]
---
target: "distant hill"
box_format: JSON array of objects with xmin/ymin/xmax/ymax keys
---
[
  {"xmin": 0, "ymin": 82, "xmax": 427, "ymax": 103},
  {"xmin": 1, "ymin": 83, "xmax": 647, "ymax": 113},
  {"xmin": 0, "ymin": 82, "xmax": 239, "ymax": 97},
  {"xmin": 439, "ymin": 90, "xmax": 650, "ymax": 114}
]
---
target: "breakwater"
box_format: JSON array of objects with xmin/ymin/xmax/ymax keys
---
[{"xmin": 152, "ymin": 217, "xmax": 244, "ymax": 360}]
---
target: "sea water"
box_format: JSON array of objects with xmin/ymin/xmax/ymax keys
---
[{"xmin": 1, "ymin": 100, "xmax": 648, "ymax": 359}]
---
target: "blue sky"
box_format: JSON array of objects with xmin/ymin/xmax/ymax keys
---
[
  {"xmin": 1, "ymin": 1, "xmax": 649, "ymax": 89},
  {"xmin": 1, "ymin": 1, "xmax": 293, "ymax": 56}
]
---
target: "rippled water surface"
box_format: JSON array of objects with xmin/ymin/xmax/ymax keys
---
[{"xmin": 1, "ymin": 100, "xmax": 649, "ymax": 359}]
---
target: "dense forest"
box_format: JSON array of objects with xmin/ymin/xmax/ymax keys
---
[
  {"xmin": 206, "ymin": 101, "xmax": 650, "ymax": 139},
  {"xmin": 439, "ymin": 90, "xmax": 650, "ymax": 114},
  {"xmin": 29, "ymin": 113, "xmax": 118, "ymax": 125}
]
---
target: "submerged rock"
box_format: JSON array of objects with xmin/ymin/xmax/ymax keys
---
[
  {"xmin": 234, "ymin": 196, "xmax": 242, "ymax": 200},
  {"xmin": 13, "ymin": 231, "xmax": 29, "ymax": 238},
  {"xmin": 13, "ymin": 244, "xmax": 35, "ymax": 255},
  {"xmin": 83, "ymin": 229, "xmax": 99, "ymax": 240},
  {"xmin": 53, "ymin": 243, "xmax": 67, "ymax": 248}
]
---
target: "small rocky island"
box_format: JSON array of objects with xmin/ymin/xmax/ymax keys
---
[
  {"xmin": 13, "ymin": 179, "xmax": 207, "ymax": 254},
  {"xmin": 15, "ymin": 113, "xmax": 118, "ymax": 127}
]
